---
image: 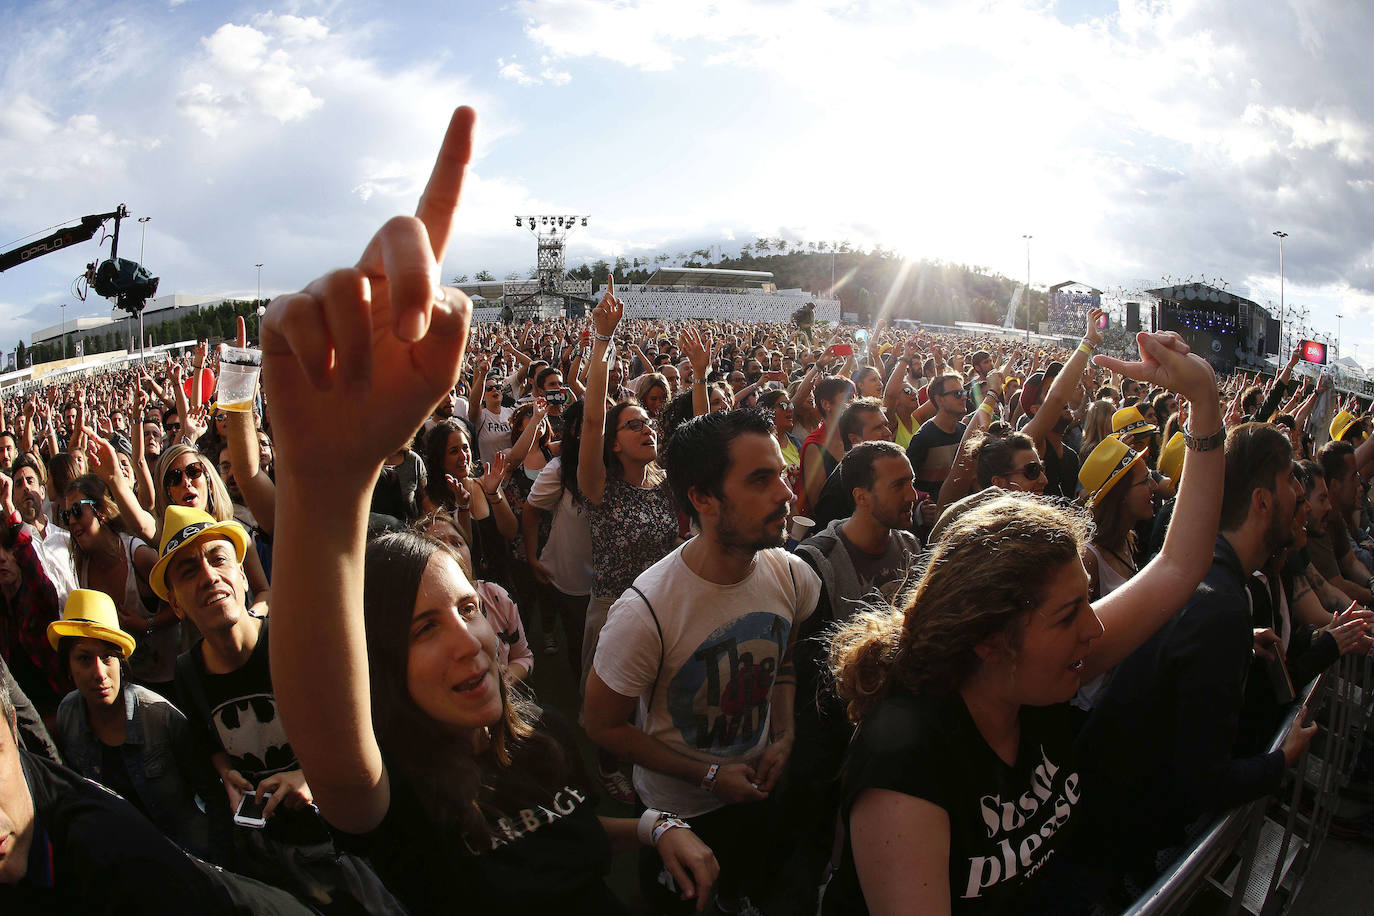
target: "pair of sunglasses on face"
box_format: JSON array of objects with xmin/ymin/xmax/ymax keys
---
[
  {"xmin": 164, "ymin": 462, "xmax": 207, "ymax": 488},
  {"xmin": 60, "ymin": 499, "xmax": 97, "ymax": 525}
]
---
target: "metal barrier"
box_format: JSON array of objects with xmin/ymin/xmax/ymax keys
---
[{"xmin": 1123, "ymin": 652, "xmax": 1374, "ymax": 916}]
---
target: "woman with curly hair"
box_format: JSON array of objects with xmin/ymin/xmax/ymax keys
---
[{"xmin": 821, "ymin": 332, "xmax": 1225, "ymax": 915}]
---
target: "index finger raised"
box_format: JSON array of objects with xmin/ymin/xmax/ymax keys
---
[{"xmin": 415, "ymin": 106, "xmax": 477, "ymax": 263}]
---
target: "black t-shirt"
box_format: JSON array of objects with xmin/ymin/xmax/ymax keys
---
[
  {"xmin": 811, "ymin": 465, "xmax": 857, "ymax": 531},
  {"xmin": 823, "ymin": 691, "xmax": 1081, "ymax": 916},
  {"xmin": 1, "ymin": 750, "xmax": 311, "ymax": 915},
  {"xmin": 336, "ymin": 709, "xmax": 624, "ymax": 916},
  {"xmin": 1042, "ymin": 441, "xmax": 1079, "ymax": 501},
  {"xmin": 182, "ymin": 626, "xmax": 297, "ymax": 782},
  {"xmin": 906, "ymin": 420, "xmax": 966, "ymax": 502}
]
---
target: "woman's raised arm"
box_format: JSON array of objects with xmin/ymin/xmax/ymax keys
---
[
  {"xmin": 264, "ymin": 106, "xmax": 476, "ymax": 836},
  {"xmin": 1084, "ymin": 332, "xmax": 1224, "ymax": 678}
]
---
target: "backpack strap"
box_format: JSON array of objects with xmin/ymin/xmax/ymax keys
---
[{"xmin": 628, "ymin": 584, "xmax": 664, "ymax": 718}]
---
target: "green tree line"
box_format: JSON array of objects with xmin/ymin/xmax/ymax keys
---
[
  {"xmin": 458, "ymin": 241, "xmax": 1048, "ymax": 328},
  {"xmin": 21, "ymin": 300, "xmax": 267, "ymax": 368}
]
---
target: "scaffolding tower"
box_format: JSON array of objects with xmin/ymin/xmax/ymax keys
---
[{"xmin": 506, "ymin": 214, "xmax": 595, "ymax": 320}]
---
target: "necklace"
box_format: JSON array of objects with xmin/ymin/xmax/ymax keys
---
[{"xmin": 1105, "ymin": 544, "xmax": 1138, "ymax": 575}]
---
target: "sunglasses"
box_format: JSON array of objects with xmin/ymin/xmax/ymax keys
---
[
  {"xmin": 774, "ymin": 401, "xmax": 794, "ymax": 411},
  {"xmin": 941, "ymin": 387, "xmax": 968, "ymax": 399},
  {"xmin": 485, "ymin": 384, "xmax": 501, "ymax": 391},
  {"xmin": 164, "ymin": 462, "xmax": 207, "ymax": 489},
  {"xmin": 164, "ymin": 421, "xmax": 181, "ymax": 432},
  {"xmin": 60, "ymin": 499, "xmax": 97, "ymax": 525},
  {"xmin": 1010, "ymin": 461, "xmax": 1043, "ymax": 481},
  {"xmin": 618, "ymin": 417, "xmax": 652, "ymax": 433}
]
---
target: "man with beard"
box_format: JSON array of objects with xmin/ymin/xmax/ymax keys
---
[
  {"xmin": 778, "ymin": 441, "xmax": 922, "ymax": 911},
  {"xmin": 3, "ymin": 457, "xmax": 77, "ymax": 609},
  {"xmin": 1068, "ymin": 423, "xmax": 1316, "ymax": 906},
  {"xmin": 1309, "ymin": 439, "xmax": 1374, "ymax": 605},
  {"xmin": 586, "ymin": 409, "xmax": 820, "ymax": 915}
]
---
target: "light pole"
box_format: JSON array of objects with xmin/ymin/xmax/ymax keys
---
[
  {"xmin": 1273, "ymin": 230, "xmax": 1288, "ymax": 352},
  {"xmin": 1022, "ymin": 234, "xmax": 1033, "ymax": 340},
  {"xmin": 137, "ymin": 216, "xmax": 152, "ymax": 264},
  {"xmin": 1336, "ymin": 313, "xmax": 1342, "ymax": 362},
  {"xmin": 255, "ymin": 264, "xmax": 264, "ymax": 305},
  {"xmin": 59, "ymin": 303, "xmax": 67, "ymax": 360}
]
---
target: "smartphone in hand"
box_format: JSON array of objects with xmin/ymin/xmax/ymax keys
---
[{"xmin": 233, "ymin": 791, "xmax": 271, "ymax": 829}]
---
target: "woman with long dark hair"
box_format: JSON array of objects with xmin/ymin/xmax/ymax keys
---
[{"xmin": 264, "ymin": 117, "xmax": 719, "ymax": 914}]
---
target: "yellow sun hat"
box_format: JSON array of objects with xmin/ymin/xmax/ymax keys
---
[
  {"xmin": 47, "ymin": 588, "xmax": 137, "ymax": 659},
  {"xmin": 1079, "ymin": 435, "xmax": 1148, "ymax": 508},
  {"xmin": 150, "ymin": 505, "xmax": 250, "ymax": 601}
]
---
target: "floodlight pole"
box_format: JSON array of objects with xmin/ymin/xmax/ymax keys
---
[
  {"xmin": 1022, "ymin": 235, "xmax": 1033, "ymax": 340},
  {"xmin": 1273, "ymin": 230, "xmax": 1287, "ymax": 352}
]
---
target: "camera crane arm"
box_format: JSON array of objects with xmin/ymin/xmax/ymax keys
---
[{"xmin": 0, "ymin": 205, "xmax": 128, "ymax": 273}]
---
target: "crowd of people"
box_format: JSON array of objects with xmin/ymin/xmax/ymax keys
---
[{"xmin": 4, "ymin": 107, "xmax": 1374, "ymax": 915}]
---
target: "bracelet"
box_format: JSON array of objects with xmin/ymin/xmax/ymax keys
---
[
  {"xmin": 979, "ymin": 402, "xmax": 995, "ymax": 417},
  {"xmin": 1077, "ymin": 341, "xmax": 1094, "ymax": 356},
  {"xmin": 700, "ymin": 763, "xmax": 719, "ymax": 792},
  {"xmin": 637, "ymin": 808, "xmax": 664, "ymax": 846},
  {"xmin": 652, "ymin": 817, "xmax": 691, "ymax": 847},
  {"xmin": 594, "ymin": 332, "xmax": 614, "ymax": 343},
  {"xmin": 1181, "ymin": 423, "xmax": 1226, "ymax": 453},
  {"xmin": 485, "ymin": 489, "xmax": 504, "ymax": 503}
]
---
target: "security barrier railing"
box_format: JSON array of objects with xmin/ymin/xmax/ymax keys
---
[{"xmin": 1123, "ymin": 652, "xmax": 1374, "ymax": 916}]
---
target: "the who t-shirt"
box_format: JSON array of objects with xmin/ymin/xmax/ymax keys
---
[{"xmin": 594, "ymin": 545, "xmax": 820, "ymax": 817}]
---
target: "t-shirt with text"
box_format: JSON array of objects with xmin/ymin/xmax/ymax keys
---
[{"xmin": 593, "ymin": 544, "xmax": 821, "ymax": 817}]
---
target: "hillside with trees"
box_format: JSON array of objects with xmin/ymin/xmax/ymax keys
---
[{"xmin": 559, "ymin": 240, "xmax": 1049, "ymax": 328}]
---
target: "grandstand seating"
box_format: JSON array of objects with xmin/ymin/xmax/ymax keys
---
[{"xmin": 472, "ymin": 290, "xmax": 841, "ymax": 325}]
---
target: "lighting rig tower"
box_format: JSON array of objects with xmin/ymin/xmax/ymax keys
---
[{"xmin": 506, "ymin": 214, "xmax": 594, "ymax": 320}]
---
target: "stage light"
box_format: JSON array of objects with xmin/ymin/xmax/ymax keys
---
[
  {"xmin": 515, "ymin": 217, "xmax": 522, "ymax": 227},
  {"xmin": 581, "ymin": 218, "xmax": 587, "ymax": 227}
]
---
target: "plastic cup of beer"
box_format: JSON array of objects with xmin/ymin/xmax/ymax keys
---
[{"xmin": 217, "ymin": 344, "xmax": 261, "ymax": 412}]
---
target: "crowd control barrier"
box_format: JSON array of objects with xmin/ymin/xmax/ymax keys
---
[{"xmin": 1123, "ymin": 652, "xmax": 1374, "ymax": 916}]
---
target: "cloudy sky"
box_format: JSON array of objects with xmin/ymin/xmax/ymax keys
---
[{"xmin": 2, "ymin": 0, "xmax": 1371, "ymax": 362}]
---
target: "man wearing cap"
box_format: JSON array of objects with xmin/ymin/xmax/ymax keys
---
[
  {"xmin": 1074, "ymin": 423, "xmax": 1315, "ymax": 897},
  {"xmin": 153, "ymin": 506, "xmax": 314, "ymax": 831}
]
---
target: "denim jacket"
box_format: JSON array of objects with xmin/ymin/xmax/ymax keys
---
[{"xmin": 57, "ymin": 683, "xmax": 224, "ymax": 861}]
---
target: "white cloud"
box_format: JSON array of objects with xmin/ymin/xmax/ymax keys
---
[
  {"xmin": 176, "ymin": 22, "xmax": 324, "ymax": 136},
  {"xmin": 497, "ymin": 56, "xmax": 571, "ymax": 87}
]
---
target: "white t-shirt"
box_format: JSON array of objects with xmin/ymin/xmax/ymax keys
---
[
  {"xmin": 594, "ymin": 544, "xmax": 820, "ymax": 817},
  {"xmin": 475, "ymin": 405, "xmax": 514, "ymax": 466},
  {"xmin": 525, "ymin": 458, "xmax": 593, "ymax": 597}
]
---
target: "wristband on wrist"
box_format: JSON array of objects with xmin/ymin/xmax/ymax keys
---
[
  {"xmin": 637, "ymin": 808, "xmax": 664, "ymax": 846},
  {"xmin": 652, "ymin": 817, "xmax": 691, "ymax": 847},
  {"xmin": 1077, "ymin": 342, "xmax": 1093, "ymax": 356},
  {"xmin": 594, "ymin": 332, "xmax": 614, "ymax": 343},
  {"xmin": 979, "ymin": 402, "xmax": 995, "ymax": 417},
  {"xmin": 700, "ymin": 763, "xmax": 719, "ymax": 792}
]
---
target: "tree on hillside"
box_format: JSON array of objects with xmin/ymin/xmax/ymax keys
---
[
  {"xmin": 474, "ymin": 270, "xmax": 495, "ymax": 281},
  {"xmin": 754, "ymin": 238, "xmax": 771, "ymax": 254}
]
